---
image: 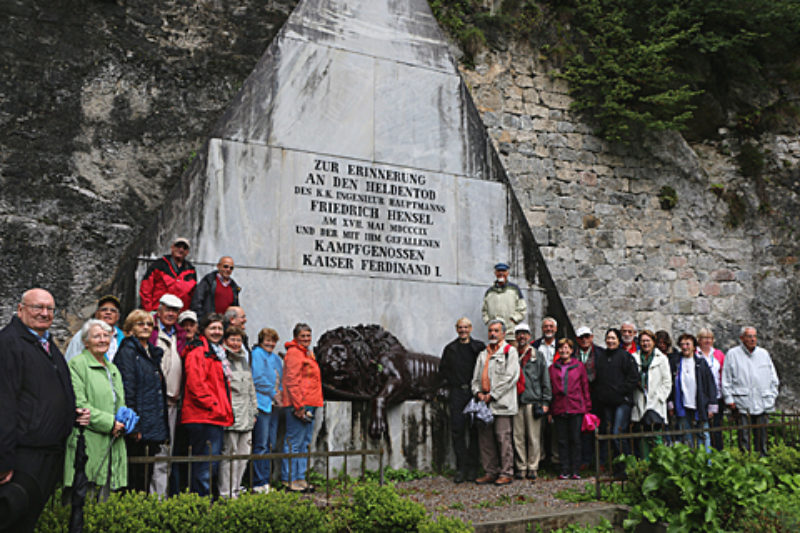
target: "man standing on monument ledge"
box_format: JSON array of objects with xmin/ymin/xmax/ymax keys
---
[
  {"xmin": 439, "ymin": 317, "xmax": 486, "ymax": 484},
  {"xmin": 139, "ymin": 237, "xmax": 197, "ymax": 312},
  {"xmin": 482, "ymin": 262, "xmax": 527, "ymax": 341}
]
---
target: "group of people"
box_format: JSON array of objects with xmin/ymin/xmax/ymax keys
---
[
  {"xmin": 0, "ymin": 238, "xmax": 325, "ymax": 532},
  {"xmin": 440, "ymin": 263, "xmax": 781, "ymax": 485},
  {"xmin": 0, "ymin": 244, "xmax": 783, "ymax": 532}
]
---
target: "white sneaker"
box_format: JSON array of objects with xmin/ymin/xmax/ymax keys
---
[{"xmin": 252, "ymin": 484, "xmax": 270, "ymax": 494}]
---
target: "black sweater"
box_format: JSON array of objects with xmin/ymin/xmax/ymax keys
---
[{"xmin": 593, "ymin": 346, "xmax": 638, "ymax": 407}]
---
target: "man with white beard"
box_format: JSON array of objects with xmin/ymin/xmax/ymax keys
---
[{"xmin": 620, "ymin": 321, "xmax": 638, "ymax": 354}]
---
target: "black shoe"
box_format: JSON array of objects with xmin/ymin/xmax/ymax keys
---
[
  {"xmin": 526, "ymin": 471, "xmax": 537, "ymax": 480},
  {"xmin": 514, "ymin": 472, "xmax": 525, "ymax": 480},
  {"xmin": 454, "ymin": 471, "xmax": 465, "ymax": 484},
  {"xmin": 466, "ymin": 470, "xmax": 477, "ymax": 482}
]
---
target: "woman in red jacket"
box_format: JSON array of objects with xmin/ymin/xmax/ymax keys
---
[
  {"xmin": 180, "ymin": 313, "xmax": 233, "ymax": 496},
  {"xmin": 281, "ymin": 323, "xmax": 323, "ymax": 492},
  {"xmin": 549, "ymin": 338, "xmax": 591, "ymax": 480}
]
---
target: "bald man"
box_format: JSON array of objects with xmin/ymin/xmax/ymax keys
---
[
  {"xmin": 0, "ymin": 289, "xmax": 90, "ymax": 532},
  {"xmin": 190, "ymin": 256, "xmax": 242, "ymax": 320}
]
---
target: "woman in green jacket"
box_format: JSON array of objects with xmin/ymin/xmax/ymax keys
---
[{"xmin": 64, "ymin": 319, "xmax": 128, "ymax": 499}]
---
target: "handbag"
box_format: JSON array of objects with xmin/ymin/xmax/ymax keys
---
[
  {"xmin": 532, "ymin": 404, "xmax": 546, "ymax": 419},
  {"xmin": 581, "ymin": 412, "xmax": 600, "ymax": 432}
]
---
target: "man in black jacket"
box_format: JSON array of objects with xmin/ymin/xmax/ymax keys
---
[
  {"xmin": 439, "ymin": 317, "xmax": 486, "ymax": 483},
  {"xmin": 190, "ymin": 256, "xmax": 241, "ymax": 320},
  {"xmin": 0, "ymin": 288, "xmax": 90, "ymax": 532},
  {"xmin": 593, "ymin": 328, "xmax": 638, "ymax": 475}
]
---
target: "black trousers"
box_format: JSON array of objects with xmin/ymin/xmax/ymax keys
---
[
  {"xmin": 2, "ymin": 448, "xmax": 64, "ymax": 533},
  {"xmin": 125, "ymin": 439, "xmax": 163, "ymax": 493},
  {"xmin": 448, "ymin": 388, "xmax": 479, "ymax": 474},
  {"xmin": 555, "ymin": 414, "xmax": 582, "ymax": 476}
]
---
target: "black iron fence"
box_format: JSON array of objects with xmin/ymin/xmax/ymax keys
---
[{"xmin": 127, "ymin": 445, "xmax": 385, "ymax": 502}]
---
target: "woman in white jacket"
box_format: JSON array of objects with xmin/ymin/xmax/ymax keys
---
[{"xmin": 631, "ymin": 330, "xmax": 672, "ymax": 458}]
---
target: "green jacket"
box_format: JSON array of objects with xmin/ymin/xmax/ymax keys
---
[{"xmin": 64, "ymin": 349, "xmax": 128, "ymax": 490}]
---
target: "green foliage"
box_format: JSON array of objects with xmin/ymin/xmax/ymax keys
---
[
  {"xmin": 657, "ymin": 185, "xmax": 678, "ymax": 210},
  {"xmin": 553, "ymin": 483, "xmax": 595, "ymax": 503},
  {"xmin": 337, "ymin": 481, "xmax": 432, "ymax": 533},
  {"xmin": 35, "ymin": 483, "xmax": 471, "ymax": 533},
  {"xmin": 610, "ymin": 444, "xmax": 776, "ymax": 532},
  {"xmin": 430, "ymin": 0, "xmax": 800, "ymax": 142}
]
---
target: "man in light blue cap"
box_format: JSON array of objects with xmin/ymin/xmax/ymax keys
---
[{"xmin": 481, "ymin": 262, "xmax": 527, "ymax": 341}]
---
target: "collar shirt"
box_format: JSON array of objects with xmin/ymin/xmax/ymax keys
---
[
  {"xmin": 722, "ymin": 343, "xmax": 780, "ymax": 414},
  {"xmin": 537, "ymin": 340, "xmax": 556, "ymax": 367}
]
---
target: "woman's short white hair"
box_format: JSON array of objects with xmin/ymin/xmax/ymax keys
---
[{"xmin": 80, "ymin": 319, "xmax": 112, "ymax": 344}]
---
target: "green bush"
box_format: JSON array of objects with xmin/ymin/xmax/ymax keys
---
[
  {"xmin": 611, "ymin": 444, "xmax": 774, "ymax": 531},
  {"xmin": 36, "ymin": 483, "xmax": 471, "ymax": 533}
]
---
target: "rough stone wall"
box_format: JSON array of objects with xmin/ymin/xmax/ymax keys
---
[
  {"xmin": 461, "ymin": 48, "xmax": 800, "ymax": 407},
  {"xmin": 0, "ymin": 0, "xmax": 298, "ymax": 337}
]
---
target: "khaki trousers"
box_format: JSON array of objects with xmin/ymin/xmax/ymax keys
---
[
  {"xmin": 477, "ymin": 415, "xmax": 513, "ymax": 478},
  {"xmin": 513, "ymin": 404, "xmax": 543, "ymax": 473},
  {"xmin": 219, "ymin": 430, "xmax": 252, "ymax": 498}
]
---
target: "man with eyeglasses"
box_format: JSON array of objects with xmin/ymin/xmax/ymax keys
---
[
  {"xmin": 139, "ymin": 237, "xmax": 197, "ymax": 312},
  {"xmin": 148, "ymin": 293, "xmax": 187, "ymax": 495},
  {"xmin": 191, "ymin": 256, "xmax": 241, "ymax": 320},
  {"xmin": 0, "ymin": 288, "xmax": 91, "ymax": 532},
  {"xmin": 63, "ymin": 294, "xmax": 125, "ymax": 362}
]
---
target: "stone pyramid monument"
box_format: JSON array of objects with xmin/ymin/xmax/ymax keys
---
[{"xmin": 115, "ymin": 0, "xmax": 568, "ymax": 356}]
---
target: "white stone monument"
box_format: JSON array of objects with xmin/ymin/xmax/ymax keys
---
[{"xmin": 119, "ymin": 0, "xmax": 567, "ymax": 473}]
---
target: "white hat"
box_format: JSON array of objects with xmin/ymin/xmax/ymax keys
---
[
  {"xmin": 514, "ymin": 323, "xmax": 531, "ymax": 334},
  {"xmin": 159, "ymin": 293, "xmax": 183, "ymax": 309},
  {"xmin": 178, "ymin": 310, "xmax": 197, "ymax": 323},
  {"xmin": 576, "ymin": 326, "xmax": 592, "ymax": 337}
]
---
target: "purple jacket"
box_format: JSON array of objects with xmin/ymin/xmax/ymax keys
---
[{"xmin": 549, "ymin": 359, "xmax": 591, "ymax": 416}]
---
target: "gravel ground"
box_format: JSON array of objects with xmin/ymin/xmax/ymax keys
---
[{"xmin": 392, "ymin": 473, "xmax": 611, "ymax": 526}]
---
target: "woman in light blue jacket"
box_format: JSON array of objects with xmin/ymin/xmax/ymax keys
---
[{"xmin": 250, "ymin": 327, "xmax": 284, "ymax": 493}]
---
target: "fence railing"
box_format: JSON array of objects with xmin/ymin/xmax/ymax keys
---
[
  {"xmin": 126, "ymin": 445, "xmax": 385, "ymax": 502},
  {"xmin": 592, "ymin": 412, "xmax": 800, "ymax": 499}
]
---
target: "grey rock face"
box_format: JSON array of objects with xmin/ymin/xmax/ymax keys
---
[{"xmin": 0, "ymin": 0, "xmax": 299, "ymax": 339}]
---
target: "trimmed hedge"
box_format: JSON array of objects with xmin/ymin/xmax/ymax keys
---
[{"xmin": 35, "ymin": 482, "xmax": 472, "ymax": 533}]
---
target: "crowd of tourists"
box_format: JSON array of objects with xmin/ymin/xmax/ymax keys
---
[
  {"xmin": 441, "ymin": 262, "xmax": 781, "ymax": 486},
  {"xmin": 0, "ymin": 240, "xmax": 782, "ymax": 532}
]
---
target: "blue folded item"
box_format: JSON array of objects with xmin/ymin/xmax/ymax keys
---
[{"xmin": 115, "ymin": 406, "xmax": 140, "ymax": 435}]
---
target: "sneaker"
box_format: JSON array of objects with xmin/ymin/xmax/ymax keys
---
[
  {"xmin": 288, "ymin": 481, "xmax": 305, "ymax": 492},
  {"xmin": 514, "ymin": 472, "xmax": 525, "ymax": 480},
  {"xmin": 571, "ymin": 474, "xmax": 581, "ymax": 480},
  {"xmin": 526, "ymin": 471, "xmax": 537, "ymax": 480},
  {"xmin": 558, "ymin": 474, "xmax": 569, "ymax": 480},
  {"xmin": 252, "ymin": 484, "xmax": 270, "ymax": 494}
]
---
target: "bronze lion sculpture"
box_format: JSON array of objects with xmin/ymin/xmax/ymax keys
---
[{"xmin": 314, "ymin": 324, "xmax": 443, "ymax": 439}]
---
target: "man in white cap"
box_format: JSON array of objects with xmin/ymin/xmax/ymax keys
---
[
  {"xmin": 139, "ymin": 237, "xmax": 197, "ymax": 312},
  {"xmin": 575, "ymin": 326, "xmax": 603, "ymax": 469},
  {"xmin": 148, "ymin": 293, "xmax": 186, "ymax": 495},
  {"xmin": 512, "ymin": 323, "xmax": 551, "ymax": 481},
  {"xmin": 178, "ymin": 310, "xmax": 198, "ymax": 342},
  {"xmin": 481, "ymin": 262, "xmax": 527, "ymax": 341}
]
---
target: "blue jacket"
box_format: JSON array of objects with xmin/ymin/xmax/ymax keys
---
[
  {"xmin": 114, "ymin": 336, "xmax": 169, "ymax": 443},
  {"xmin": 251, "ymin": 346, "xmax": 283, "ymax": 413},
  {"xmin": 673, "ymin": 356, "xmax": 717, "ymax": 421}
]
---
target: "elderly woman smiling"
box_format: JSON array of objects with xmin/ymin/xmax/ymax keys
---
[{"xmin": 63, "ymin": 319, "xmax": 128, "ymax": 499}]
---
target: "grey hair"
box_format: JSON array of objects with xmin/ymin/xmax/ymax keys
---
[
  {"xmin": 740, "ymin": 326, "xmax": 757, "ymax": 336},
  {"xmin": 293, "ymin": 322, "xmax": 312, "ymax": 338},
  {"xmin": 224, "ymin": 307, "xmax": 240, "ymax": 321},
  {"xmin": 621, "ymin": 320, "xmax": 636, "ymax": 330},
  {"xmin": 488, "ymin": 318, "xmax": 506, "ymax": 333},
  {"xmin": 542, "ymin": 316, "xmax": 557, "ymax": 327},
  {"xmin": 80, "ymin": 319, "xmax": 112, "ymax": 344},
  {"xmin": 697, "ymin": 327, "xmax": 714, "ymax": 339}
]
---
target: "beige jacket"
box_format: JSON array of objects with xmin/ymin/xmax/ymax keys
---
[{"xmin": 471, "ymin": 341, "xmax": 520, "ymax": 416}]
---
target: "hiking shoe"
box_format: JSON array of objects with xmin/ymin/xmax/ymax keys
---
[
  {"xmin": 571, "ymin": 474, "xmax": 581, "ymax": 480},
  {"xmin": 526, "ymin": 471, "xmax": 537, "ymax": 480},
  {"xmin": 558, "ymin": 474, "xmax": 570, "ymax": 480}
]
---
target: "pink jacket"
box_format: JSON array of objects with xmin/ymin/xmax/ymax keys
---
[{"xmin": 549, "ymin": 359, "xmax": 591, "ymax": 416}]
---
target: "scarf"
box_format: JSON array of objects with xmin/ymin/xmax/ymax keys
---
[
  {"xmin": 481, "ymin": 343, "xmax": 499, "ymax": 393},
  {"xmin": 211, "ymin": 342, "xmax": 232, "ymax": 381},
  {"xmin": 639, "ymin": 350, "xmax": 654, "ymax": 392}
]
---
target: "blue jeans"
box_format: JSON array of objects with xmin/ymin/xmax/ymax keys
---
[
  {"xmin": 600, "ymin": 403, "xmax": 632, "ymax": 468},
  {"xmin": 282, "ymin": 409, "xmax": 314, "ymax": 482},
  {"xmin": 676, "ymin": 412, "xmax": 711, "ymax": 452},
  {"xmin": 252, "ymin": 409, "xmax": 281, "ymax": 487},
  {"xmin": 185, "ymin": 423, "xmax": 224, "ymax": 496}
]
